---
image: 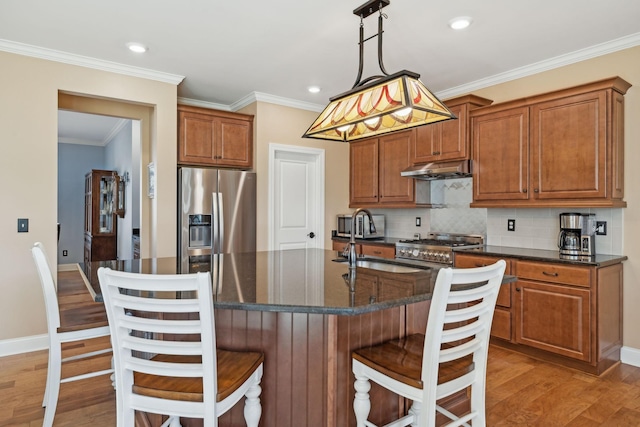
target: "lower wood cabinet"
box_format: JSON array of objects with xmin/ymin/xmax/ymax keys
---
[
  {"xmin": 514, "ymin": 278, "xmax": 591, "ymax": 362},
  {"xmin": 454, "ymin": 254, "xmax": 512, "ymax": 341},
  {"xmin": 454, "ymin": 253, "xmax": 623, "ymax": 375}
]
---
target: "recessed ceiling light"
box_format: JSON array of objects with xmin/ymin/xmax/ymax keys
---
[
  {"xmin": 308, "ymin": 86, "xmax": 321, "ymax": 94},
  {"xmin": 449, "ymin": 17, "xmax": 472, "ymax": 30},
  {"xmin": 127, "ymin": 42, "xmax": 147, "ymax": 53}
]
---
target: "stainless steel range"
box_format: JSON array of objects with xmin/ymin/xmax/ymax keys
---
[{"xmin": 395, "ymin": 232, "xmax": 484, "ymax": 265}]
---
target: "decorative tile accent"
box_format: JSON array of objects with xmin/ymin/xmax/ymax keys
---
[{"xmin": 431, "ymin": 178, "xmax": 487, "ymax": 235}]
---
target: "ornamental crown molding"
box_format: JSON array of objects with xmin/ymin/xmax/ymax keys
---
[{"xmin": 0, "ymin": 39, "xmax": 185, "ymax": 85}]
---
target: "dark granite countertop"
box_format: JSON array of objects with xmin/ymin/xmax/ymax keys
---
[
  {"xmin": 83, "ymin": 249, "xmax": 514, "ymax": 315},
  {"xmin": 455, "ymin": 245, "xmax": 627, "ymax": 267}
]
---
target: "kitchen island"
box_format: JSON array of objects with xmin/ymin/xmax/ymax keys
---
[{"xmin": 83, "ymin": 249, "xmax": 509, "ymax": 426}]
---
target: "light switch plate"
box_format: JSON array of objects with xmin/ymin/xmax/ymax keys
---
[{"xmin": 17, "ymin": 218, "xmax": 29, "ymax": 232}]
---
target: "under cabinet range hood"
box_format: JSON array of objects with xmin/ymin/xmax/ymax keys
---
[{"xmin": 401, "ymin": 160, "xmax": 471, "ymax": 180}]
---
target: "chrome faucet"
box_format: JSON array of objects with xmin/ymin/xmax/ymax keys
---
[{"xmin": 348, "ymin": 208, "xmax": 376, "ymax": 269}]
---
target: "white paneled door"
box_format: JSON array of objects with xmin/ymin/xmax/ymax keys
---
[{"xmin": 269, "ymin": 144, "xmax": 325, "ymax": 251}]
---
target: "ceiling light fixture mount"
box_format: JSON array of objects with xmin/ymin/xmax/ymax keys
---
[{"xmin": 303, "ymin": 0, "xmax": 456, "ymax": 142}]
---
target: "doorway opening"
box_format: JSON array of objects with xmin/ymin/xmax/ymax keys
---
[
  {"xmin": 58, "ymin": 92, "xmax": 153, "ymax": 261},
  {"xmin": 57, "ymin": 110, "xmax": 140, "ymax": 264}
]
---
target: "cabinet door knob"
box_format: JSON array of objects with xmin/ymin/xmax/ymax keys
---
[
  {"xmin": 534, "ymin": 188, "xmax": 539, "ymax": 193},
  {"xmin": 307, "ymin": 232, "xmax": 315, "ymax": 239},
  {"xmin": 516, "ymin": 287, "xmax": 521, "ymax": 292},
  {"xmin": 523, "ymin": 188, "xmax": 527, "ymax": 193}
]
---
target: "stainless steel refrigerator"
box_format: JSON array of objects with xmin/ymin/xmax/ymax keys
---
[{"xmin": 178, "ymin": 167, "xmax": 256, "ymax": 274}]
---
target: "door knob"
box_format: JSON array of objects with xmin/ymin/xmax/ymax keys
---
[{"xmin": 307, "ymin": 232, "xmax": 315, "ymax": 238}]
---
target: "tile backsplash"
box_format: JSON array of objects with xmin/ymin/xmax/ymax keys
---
[
  {"xmin": 369, "ymin": 177, "xmax": 623, "ymax": 255},
  {"xmin": 487, "ymin": 207, "xmax": 623, "ymax": 255}
]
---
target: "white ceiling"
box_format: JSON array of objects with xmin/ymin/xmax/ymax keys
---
[
  {"xmin": 3, "ymin": 0, "xmax": 640, "ymax": 141},
  {"xmin": 58, "ymin": 111, "xmax": 128, "ymax": 146}
]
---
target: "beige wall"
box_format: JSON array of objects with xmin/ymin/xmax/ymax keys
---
[
  {"xmin": 469, "ymin": 46, "xmax": 640, "ymax": 349},
  {"xmin": 239, "ymin": 102, "xmax": 351, "ymax": 251},
  {"xmin": 0, "ymin": 51, "xmax": 178, "ymax": 341}
]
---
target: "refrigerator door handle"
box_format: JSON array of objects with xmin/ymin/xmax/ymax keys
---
[
  {"xmin": 212, "ymin": 192, "xmax": 219, "ymax": 253},
  {"xmin": 218, "ymin": 192, "xmax": 224, "ymax": 252}
]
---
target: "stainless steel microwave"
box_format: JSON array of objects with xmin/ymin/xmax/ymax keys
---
[{"xmin": 336, "ymin": 214, "xmax": 385, "ymax": 239}]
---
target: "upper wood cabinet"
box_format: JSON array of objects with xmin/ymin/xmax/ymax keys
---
[
  {"xmin": 470, "ymin": 77, "xmax": 630, "ymax": 208},
  {"xmin": 350, "ymin": 130, "xmax": 431, "ymax": 208},
  {"xmin": 177, "ymin": 105, "xmax": 254, "ymax": 169},
  {"xmin": 471, "ymin": 106, "xmax": 530, "ymax": 202},
  {"xmin": 413, "ymin": 95, "xmax": 492, "ymax": 164}
]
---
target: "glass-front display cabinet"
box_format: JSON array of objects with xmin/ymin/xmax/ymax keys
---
[{"xmin": 84, "ymin": 169, "xmax": 125, "ymax": 268}]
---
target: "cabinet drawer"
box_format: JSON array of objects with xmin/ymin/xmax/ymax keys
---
[
  {"xmin": 516, "ymin": 260, "xmax": 591, "ymax": 287},
  {"xmin": 332, "ymin": 240, "xmax": 356, "ymax": 254},
  {"xmin": 491, "ymin": 307, "xmax": 511, "ymax": 341},
  {"xmin": 361, "ymin": 244, "xmax": 395, "ymax": 259},
  {"xmin": 496, "ymin": 283, "xmax": 511, "ymax": 308}
]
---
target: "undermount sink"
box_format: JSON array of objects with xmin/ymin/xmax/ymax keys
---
[{"xmin": 333, "ymin": 258, "xmax": 426, "ymax": 273}]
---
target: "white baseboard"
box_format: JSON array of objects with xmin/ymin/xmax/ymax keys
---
[
  {"xmin": 0, "ymin": 334, "xmax": 48, "ymax": 357},
  {"xmin": 621, "ymin": 346, "xmax": 640, "ymax": 368}
]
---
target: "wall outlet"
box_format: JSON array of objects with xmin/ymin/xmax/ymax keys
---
[
  {"xmin": 415, "ymin": 217, "xmax": 421, "ymax": 227},
  {"xmin": 62, "ymin": 250, "xmax": 68, "ymax": 256},
  {"xmin": 507, "ymin": 219, "xmax": 516, "ymax": 231},
  {"xmin": 595, "ymin": 221, "xmax": 607, "ymax": 235}
]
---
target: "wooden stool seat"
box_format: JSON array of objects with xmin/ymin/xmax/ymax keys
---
[
  {"xmin": 98, "ymin": 268, "xmax": 264, "ymax": 426},
  {"xmin": 352, "ymin": 334, "xmax": 474, "ymax": 390},
  {"xmin": 352, "ymin": 260, "xmax": 506, "ymax": 427},
  {"xmin": 134, "ymin": 350, "xmax": 265, "ymax": 402},
  {"xmin": 31, "ymin": 243, "xmax": 113, "ymax": 427}
]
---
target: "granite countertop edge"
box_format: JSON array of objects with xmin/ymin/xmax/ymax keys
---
[
  {"xmin": 456, "ymin": 245, "xmax": 628, "ymax": 267},
  {"xmin": 213, "ymin": 293, "xmax": 434, "ymax": 316}
]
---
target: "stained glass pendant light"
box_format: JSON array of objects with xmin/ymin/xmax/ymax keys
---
[{"xmin": 303, "ymin": 0, "xmax": 456, "ymax": 142}]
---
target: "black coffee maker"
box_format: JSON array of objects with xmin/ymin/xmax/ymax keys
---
[{"xmin": 558, "ymin": 213, "xmax": 596, "ymax": 257}]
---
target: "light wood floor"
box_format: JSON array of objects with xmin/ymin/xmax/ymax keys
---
[{"xmin": 2, "ymin": 270, "xmax": 640, "ymax": 426}]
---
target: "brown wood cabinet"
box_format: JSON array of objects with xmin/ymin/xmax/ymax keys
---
[
  {"xmin": 471, "ymin": 106, "xmax": 530, "ymax": 202},
  {"xmin": 454, "ymin": 254, "xmax": 513, "ymax": 341},
  {"xmin": 413, "ymin": 95, "xmax": 492, "ymax": 164},
  {"xmin": 455, "ymin": 252, "xmax": 623, "ymax": 375},
  {"xmin": 177, "ymin": 104, "xmax": 253, "ymax": 169},
  {"xmin": 84, "ymin": 170, "xmax": 118, "ymax": 265},
  {"xmin": 331, "ymin": 240, "xmax": 395, "ymax": 260},
  {"xmin": 350, "ymin": 130, "xmax": 434, "ymax": 208},
  {"xmin": 470, "ymin": 77, "xmax": 630, "ymax": 208}
]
